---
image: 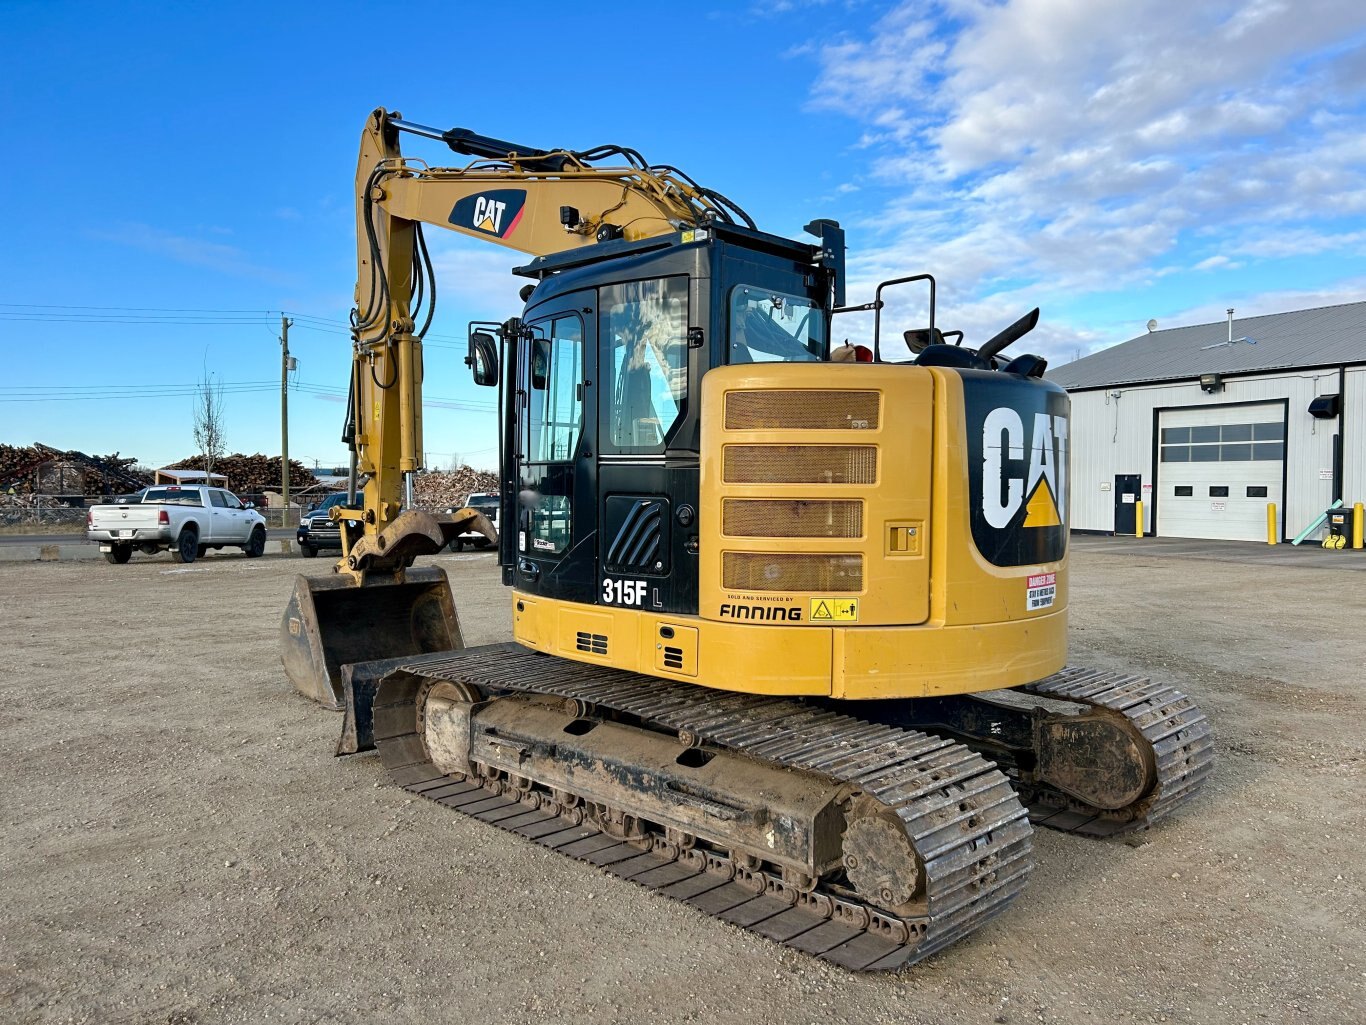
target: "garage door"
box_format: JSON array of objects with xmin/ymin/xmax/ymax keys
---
[{"xmin": 1156, "ymin": 405, "xmax": 1284, "ymax": 542}]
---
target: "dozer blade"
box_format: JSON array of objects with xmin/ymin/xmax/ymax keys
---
[{"xmin": 280, "ymin": 567, "xmax": 462, "ymax": 710}]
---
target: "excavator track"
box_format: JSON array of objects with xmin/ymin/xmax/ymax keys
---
[
  {"xmin": 1019, "ymin": 667, "xmax": 1215, "ymax": 837},
  {"xmin": 371, "ymin": 644, "xmax": 1034, "ymax": 971}
]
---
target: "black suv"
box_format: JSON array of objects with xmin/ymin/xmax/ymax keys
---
[{"xmin": 296, "ymin": 492, "xmax": 349, "ymax": 557}]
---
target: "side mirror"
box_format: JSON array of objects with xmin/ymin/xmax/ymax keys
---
[
  {"xmin": 467, "ymin": 330, "xmax": 499, "ymax": 387},
  {"xmin": 246, "ymin": 502, "xmax": 256, "ymax": 510}
]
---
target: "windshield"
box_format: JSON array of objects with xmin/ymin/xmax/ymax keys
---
[
  {"xmin": 468, "ymin": 495, "xmax": 498, "ymax": 510},
  {"xmin": 728, "ymin": 286, "xmax": 826, "ymax": 364}
]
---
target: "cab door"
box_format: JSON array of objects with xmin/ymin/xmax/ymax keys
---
[
  {"xmin": 207, "ymin": 489, "xmax": 231, "ymax": 541},
  {"xmin": 513, "ymin": 290, "xmax": 597, "ymax": 605}
]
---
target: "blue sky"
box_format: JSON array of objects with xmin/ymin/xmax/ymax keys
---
[{"xmin": 4, "ymin": 0, "xmax": 1365, "ymax": 472}]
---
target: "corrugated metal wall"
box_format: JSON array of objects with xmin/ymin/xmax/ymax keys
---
[{"xmin": 1067, "ymin": 368, "xmax": 1360, "ymax": 538}]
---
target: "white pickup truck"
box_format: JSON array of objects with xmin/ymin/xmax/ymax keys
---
[{"xmin": 86, "ymin": 484, "xmax": 268, "ymax": 565}]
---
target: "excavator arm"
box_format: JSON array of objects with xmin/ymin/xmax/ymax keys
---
[
  {"xmin": 342, "ymin": 107, "xmax": 753, "ymax": 575},
  {"xmin": 282, "ymin": 107, "xmax": 754, "ymax": 706}
]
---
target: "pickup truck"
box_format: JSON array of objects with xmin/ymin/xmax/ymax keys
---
[
  {"xmin": 445, "ymin": 491, "xmax": 499, "ymax": 551},
  {"xmin": 86, "ymin": 484, "xmax": 268, "ymax": 565},
  {"xmin": 296, "ymin": 492, "xmax": 349, "ymax": 557}
]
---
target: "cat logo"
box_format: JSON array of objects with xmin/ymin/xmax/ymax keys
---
[
  {"xmin": 982, "ymin": 408, "xmax": 1068, "ymax": 529},
  {"xmin": 449, "ymin": 189, "xmax": 528, "ymax": 239},
  {"xmin": 473, "ymin": 196, "xmax": 506, "ymax": 232}
]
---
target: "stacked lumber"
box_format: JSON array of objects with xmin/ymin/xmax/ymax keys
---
[
  {"xmin": 0, "ymin": 491, "xmax": 88, "ymax": 526},
  {"xmin": 412, "ymin": 466, "xmax": 501, "ymax": 510},
  {"xmin": 0, "ymin": 443, "xmax": 151, "ymax": 496},
  {"xmin": 165, "ymin": 453, "xmax": 315, "ymax": 493}
]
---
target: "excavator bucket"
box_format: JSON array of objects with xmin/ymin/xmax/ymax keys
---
[
  {"xmin": 280, "ymin": 567, "xmax": 462, "ymax": 711},
  {"xmin": 279, "ymin": 508, "xmax": 494, "ymax": 710}
]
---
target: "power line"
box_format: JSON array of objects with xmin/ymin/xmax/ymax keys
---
[
  {"xmin": 0, "ymin": 303, "xmax": 280, "ymax": 313},
  {"xmin": 2, "ymin": 303, "xmax": 472, "ymax": 344}
]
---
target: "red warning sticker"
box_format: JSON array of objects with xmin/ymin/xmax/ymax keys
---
[{"xmin": 1026, "ymin": 572, "xmax": 1056, "ymax": 611}]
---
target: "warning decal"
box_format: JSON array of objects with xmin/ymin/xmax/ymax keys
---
[
  {"xmin": 1026, "ymin": 572, "xmax": 1056, "ymax": 611},
  {"xmin": 810, "ymin": 598, "xmax": 859, "ymax": 622}
]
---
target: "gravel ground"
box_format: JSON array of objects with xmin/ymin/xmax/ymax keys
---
[{"xmin": 2, "ymin": 545, "xmax": 1363, "ymax": 1025}]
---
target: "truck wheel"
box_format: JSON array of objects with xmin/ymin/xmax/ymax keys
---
[
  {"xmin": 448, "ymin": 538, "xmax": 465, "ymax": 553},
  {"xmin": 244, "ymin": 526, "xmax": 267, "ymax": 558},
  {"xmin": 171, "ymin": 528, "xmax": 198, "ymax": 564},
  {"xmin": 301, "ymin": 544, "xmax": 318, "ymax": 558},
  {"xmin": 104, "ymin": 544, "xmax": 132, "ymax": 565}
]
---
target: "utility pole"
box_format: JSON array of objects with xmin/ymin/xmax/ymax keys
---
[{"xmin": 281, "ymin": 315, "xmax": 293, "ymax": 525}]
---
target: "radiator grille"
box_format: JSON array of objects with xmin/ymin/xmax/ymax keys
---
[
  {"xmin": 722, "ymin": 552, "xmax": 863, "ymax": 592},
  {"xmin": 722, "ymin": 445, "xmax": 877, "ymax": 485},
  {"xmin": 725, "ymin": 390, "xmax": 880, "ymax": 431},
  {"xmin": 723, "ymin": 499, "xmax": 863, "ymax": 538}
]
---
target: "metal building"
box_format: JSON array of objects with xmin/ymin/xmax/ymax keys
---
[{"xmin": 1048, "ymin": 301, "xmax": 1365, "ymax": 542}]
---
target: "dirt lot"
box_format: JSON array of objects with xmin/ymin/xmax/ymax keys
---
[{"xmin": 2, "ymin": 545, "xmax": 1363, "ymax": 1025}]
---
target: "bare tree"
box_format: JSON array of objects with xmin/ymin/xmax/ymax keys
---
[{"xmin": 193, "ymin": 371, "xmax": 226, "ymax": 481}]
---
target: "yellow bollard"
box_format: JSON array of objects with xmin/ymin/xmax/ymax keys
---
[
  {"xmin": 1267, "ymin": 503, "xmax": 1278, "ymax": 545},
  {"xmin": 1135, "ymin": 500, "xmax": 1144, "ymax": 538},
  {"xmin": 1354, "ymin": 502, "xmax": 1364, "ymax": 550}
]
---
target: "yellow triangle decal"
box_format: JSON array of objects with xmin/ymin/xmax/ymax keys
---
[
  {"xmin": 477, "ymin": 217, "xmax": 496, "ymax": 232},
  {"xmin": 1023, "ymin": 480, "xmax": 1061, "ymax": 527},
  {"xmin": 812, "ymin": 601, "xmax": 833, "ymax": 620}
]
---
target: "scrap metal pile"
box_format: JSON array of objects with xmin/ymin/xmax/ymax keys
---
[{"xmin": 411, "ymin": 466, "xmax": 500, "ymax": 510}]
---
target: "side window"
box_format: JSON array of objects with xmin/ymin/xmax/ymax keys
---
[
  {"xmin": 224, "ymin": 492, "xmax": 243, "ymax": 510},
  {"xmin": 208, "ymin": 490, "xmax": 227, "ymax": 508},
  {"xmin": 599, "ymin": 277, "xmax": 688, "ymax": 454},
  {"xmin": 526, "ymin": 316, "xmax": 584, "ymax": 464}
]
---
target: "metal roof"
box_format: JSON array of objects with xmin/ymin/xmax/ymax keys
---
[
  {"xmin": 1047, "ymin": 300, "xmax": 1366, "ymax": 390},
  {"xmin": 154, "ymin": 468, "xmax": 228, "ymax": 483}
]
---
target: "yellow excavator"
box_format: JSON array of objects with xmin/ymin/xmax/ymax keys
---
[{"xmin": 280, "ymin": 108, "xmax": 1213, "ymax": 970}]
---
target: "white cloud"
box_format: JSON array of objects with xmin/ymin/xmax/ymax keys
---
[
  {"xmin": 1193, "ymin": 255, "xmax": 1239, "ymax": 271},
  {"xmin": 426, "ymin": 239, "xmax": 529, "ymax": 308},
  {"xmin": 86, "ymin": 222, "xmax": 298, "ymax": 285},
  {"xmin": 1167, "ymin": 274, "xmax": 1366, "ymax": 325},
  {"xmin": 804, "ymin": 0, "xmax": 1366, "ymax": 329}
]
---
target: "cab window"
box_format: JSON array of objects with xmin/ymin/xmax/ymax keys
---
[
  {"xmin": 728, "ymin": 285, "xmax": 826, "ymax": 363},
  {"xmin": 599, "ymin": 276, "xmax": 688, "ymax": 454},
  {"xmin": 526, "ymin": 315, "xmax": 585, "ymax": 464},
  {"xmin": 524, "ymin": 314, "xmax": 584, "ymax": 556}
]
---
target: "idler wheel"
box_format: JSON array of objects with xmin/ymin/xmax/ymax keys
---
[{"xmin": 842, "ymin": 808, "xmax": 923, "ymax": 914}]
